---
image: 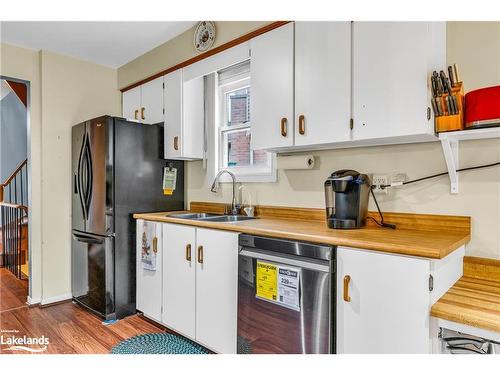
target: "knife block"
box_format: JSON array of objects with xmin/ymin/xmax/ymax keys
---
[{"xmin": 435, "ymin": 82, "xmax": 464, "ymax": 133}]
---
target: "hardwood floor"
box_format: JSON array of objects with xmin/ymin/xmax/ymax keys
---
[
  {"xmin": 0, "ymin": 301, "xmax": 165, "ymax": 354},
  {"xmin": 0, "ymin": 267, "xmax": 28, "ymax": 312}
]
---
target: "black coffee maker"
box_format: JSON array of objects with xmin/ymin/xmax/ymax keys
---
[{"xmin": 324, "ymin": 169, "xmax": 371, "ymax": 229}]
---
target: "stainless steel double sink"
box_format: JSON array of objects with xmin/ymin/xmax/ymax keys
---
[{"xmin": 168, "ymin": 212, "xmax": 256, "ymax": 222}]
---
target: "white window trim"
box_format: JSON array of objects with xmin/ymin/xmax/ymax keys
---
[{"xmin": 215, "ymin": 69, "xmax": 277, "ymax": 183}]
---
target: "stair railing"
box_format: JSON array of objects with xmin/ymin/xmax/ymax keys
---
[{"xmin": 0, "ymin": 159, "xmax": 28, "ymax": 278}]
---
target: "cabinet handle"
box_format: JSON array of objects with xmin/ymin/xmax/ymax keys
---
[
  {"xmin": 280, "ymin": 118, "xmax": 288, "ymax": 137},
  {"xmin": 152, "ymin": 236, "xmax": 158, "ymax": 254},
  {"xmin": 343, "ymin": 275, "xmax": 351, "ymax": 302},
  {"xmin": 298, "ymin": 114, "xmax": 305, "ymax": 135},
  {"xmin": 185, "ymin": 244, "xmax": 192, "ymax": 261},
  {"xmin": 134, "ymin": 109, "xmax": 139, "ymax": 120},
  {"xmin": 197, "ymin": 245, "xmax": 203, "ymax": 264},
  {"xmin": 141, "ymin": 107, "xmax": 145, "ymax": 120},
  {"xmin": 173, "ymin": 136, "xmax": 179, "ymax": 151}
]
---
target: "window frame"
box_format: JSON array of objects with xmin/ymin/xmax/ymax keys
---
[{"xmin": 216, "ymin": 69, "xmax": 276, "ymax": 183}]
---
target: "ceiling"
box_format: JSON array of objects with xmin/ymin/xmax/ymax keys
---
[{"xmin": 0, "ymin": 21, "xmax": 197, "ymax": 68}]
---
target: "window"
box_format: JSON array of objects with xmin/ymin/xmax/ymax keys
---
[{"xmin": 217, "ymin": 61, "xmax": 276, "ymax": 182}]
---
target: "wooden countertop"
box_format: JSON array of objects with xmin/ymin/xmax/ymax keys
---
[
  {"xmin": 133, "ymin": 202, "xmax": 470, "ymax": 259},
  {"xmin": 431, "ymin": 257, "xmax": 500, "ymax": 334}
]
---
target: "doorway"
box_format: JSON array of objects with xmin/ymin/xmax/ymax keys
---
[{"xmin": 0, "ymin": 76, "xmax": 30, "ymax": 310}]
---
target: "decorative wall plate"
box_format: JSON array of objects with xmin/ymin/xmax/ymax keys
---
[{"xmin": 194, "ymin": 21, "xmax": 216, "ymax": 53}]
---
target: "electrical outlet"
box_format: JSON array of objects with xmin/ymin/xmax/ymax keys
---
[{"xmin": 372, "ymin": 174, "xmax": 388, "ymax": 194}]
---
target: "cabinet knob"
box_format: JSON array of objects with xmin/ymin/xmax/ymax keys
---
[
  {"xmin": 298, "ymin": 114, "xmax": 305, "ymax": 135},
  {"xmin": 134, "ymin": 109, "xmax": 139, "ymax": 120},
  {"xmin": 197, "ymin": 245, "xmax": 204, "ymax": 264},
  {"xmin": 280, "ymin": 117, "xmax": 288, "ymax": 137},
  {"xmin": 141, "ymin": 107, "xmax": 145, "ymax": 120},
  {"xmin": 343, "ymin": 275, "xmax": 351, "ymax": 302},
  {"xmin": 173, "ymin": 136, "xmax": 179, "ymax": 151},
  {"xmin": 185, "ymin": 244, "xmax": 192, "ymax": 261}
]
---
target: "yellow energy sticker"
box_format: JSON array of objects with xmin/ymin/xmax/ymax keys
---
[{"xmin": 256, "ymin": 261, "xmax": 277, "ymax": 302}]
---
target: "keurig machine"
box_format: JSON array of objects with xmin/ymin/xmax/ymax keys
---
[{"xmin": 324, "ymin": 169, "xmax": 371, "ymax": 229}]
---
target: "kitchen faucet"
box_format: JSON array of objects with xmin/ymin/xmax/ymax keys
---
[{"xmin": 210, "ymin": 169, "xmax": 240, "ymax": 215}]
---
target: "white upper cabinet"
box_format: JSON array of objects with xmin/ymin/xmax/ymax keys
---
[
  {"xmin": 122, "ymin": 85, "xmax": 141, "ymax": 121},
  {"xmin": 337, "ymin": 247, "xmax": 431, "ymax": 354},
  {"xmin": 182, "ymin": 76, "xmax": 204, "ymax": 160},
  {"xmin": 122, "ymin": 76, "xmax": 164, "ymax": 124},
  {"xmin": 295, "ymin": 22, "xmax": 351, "ymax": 146},
  {"xmin": 251, "ymin": 22, "xmax": 351, "ymax": 151},
  {"xmin": 352, "ymin": 22, "xmax": 446, "ymax": 142},
  {"xmin": 140, "ymin": 76, "xmax": 164, "ymax": 124},
  {"xmin": 251, "ymin": 22, "xmax": 295, "ymax": 150},
  {"xmin": 164, "ymin": 70, "xmax": 183, "ymax": 159},
  {"xmin": 164, "ymin": 69, "xmax": 204, "ymax": 160}
]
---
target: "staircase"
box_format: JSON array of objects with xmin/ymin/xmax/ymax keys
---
[{"xmin": 0, "ymin": 159, "xmax": 28, "ymax": 279}]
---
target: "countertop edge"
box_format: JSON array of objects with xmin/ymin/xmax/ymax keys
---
[{"xmin": 133, "ymin": 212, "xmax": 470, "ymax": 259}]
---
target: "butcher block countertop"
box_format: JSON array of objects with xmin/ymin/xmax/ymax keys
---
[
  {"xmin": 431, "ymin": 257, "xmax": 500, "ymax": 333},
  {"xmin": 133, "ymin": 202, "xmax": 471, "ymax": 259}
]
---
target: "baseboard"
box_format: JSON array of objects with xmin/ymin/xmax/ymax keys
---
[
  {"xmin": 40, "ymin": 293, "xmax": 72, "ymax": 306},
  {"xmin": 27, "ymin": 296, "xmax": 41, "ymax": 305}
]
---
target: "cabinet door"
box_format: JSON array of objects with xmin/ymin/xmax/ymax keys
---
[
  {"xmin": 337, "ymin": 247, "xmax": 430, "ymax": 353},
  {"xmin": 182, "ymin": 77, "xmax": 204, "ymax": 159},
  {"xmin": 136, "ymin": 220, "xmax": 162, "ymax": 322},
  {"xmin": 352, "ymin": 22, "xmax": 444, "ymax": 141},
  {"xmin": 195, "ymin": 228, "xmax": 239, "ymax": 353},
  {"xmin": 295, "ymin": 22, "xmax": 351, "ymax": 146},
  {"xmin": 164, "ymin": 70, "xmax": 183, "ymax": 159},
  {"xmin": 141, "ymin": 76, "xmax": 164, "ymax": 124},
  {"xmin": 251, "ymin": 23, "xmax": 294, "ymax": 150},
  {"xmin": 122, "ymin": 86, "xmax": 141, "ymax": 121},
  {"xmin": 162, "ymin": 223, "xmax": 196, "ymax": 339}
]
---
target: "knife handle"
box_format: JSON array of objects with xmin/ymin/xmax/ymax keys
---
[
  {"xmin": 448, "ymin": 66, "xmax": 455, "ymax": 87},
  {"xmin": 431, "ymin": 98, "xmax": 439, "ymax": 116},
  {"xmin": 453, "ymin": 64, "xmax": 460, "ymax": 83}
]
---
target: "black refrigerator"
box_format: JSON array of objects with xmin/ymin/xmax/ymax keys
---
[{"xmin": 71, "ymin": 115, "xmax": 184, "ymax": 320}]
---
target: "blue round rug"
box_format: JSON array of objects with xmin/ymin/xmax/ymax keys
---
[{"xmin": 110, "ymin": 333, "xmax": 210, "ymax": 354}]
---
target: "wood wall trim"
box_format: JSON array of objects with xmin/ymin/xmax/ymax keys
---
[
  {"xmin": 189, "ymin": 201, "xmax": 471, "ymax": 234},
  {"xmin": 120, "ymin": 21, "xmax": 291, "ymax": 93}
]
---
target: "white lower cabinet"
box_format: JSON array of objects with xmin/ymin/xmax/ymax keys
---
[
  {"xmin": 336, "ymin": 246, "xmax": 464, "ymax": 354},
  {"xmin": 161, "ymin": 223, "xmax": 238, "ymax": 353},
  {"xmin": 136, "ymin": 220, "xmax": 163, "ymax": 322},
  {"xmin": 195, "ymin": 228, "xmax": 239, "ymax": 353},
  {"xmin": 162, "ymin": 223, "xmax": 197, "ymax": 339}
]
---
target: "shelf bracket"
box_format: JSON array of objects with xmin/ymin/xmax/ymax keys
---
[{"xmin": 440, "ymin": 137, "xmax": 459, "ymax": 194}]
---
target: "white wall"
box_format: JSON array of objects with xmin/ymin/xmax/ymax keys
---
[
  {"xmin": 187, "ymin": 22, "xmax": 500, "ymax": 260},
  {"xmin": 1, "ymin": 44, "xmax": 121, "ymax": 302},
  {"xmin": 39, "ymin": 51, "xmax": 120, "ymax": 301}
]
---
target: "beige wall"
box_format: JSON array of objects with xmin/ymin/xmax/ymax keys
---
[
  {"xmin": 39, "ymin": 51, "xmax": 120, "ymax": 300},
  {"xmin": 1, "ymin": 44, "xmax": 120, "ymax": 302},
  {"xmin": 0, "ymin": 43, "xmax": 43, "ymax": 303},
  {"xmin": 118, "ymin": 21, "xmax": 271, "ymax": 89},
  {"xmin": 186, "ymin": 22, "xmax": 500, "ymax": 259}
]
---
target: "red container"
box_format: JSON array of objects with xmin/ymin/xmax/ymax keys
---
[{"xmin": 464, "ymin": 85, "xmax": 500, "ymax": 128}]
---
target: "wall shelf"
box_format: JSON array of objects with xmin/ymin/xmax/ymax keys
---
[{"xmin": 439, "ymin": 127, "xmax": 500, "ymax": 194}]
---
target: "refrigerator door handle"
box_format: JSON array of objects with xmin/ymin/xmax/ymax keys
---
[
  {"xmin": 83, "ymin": 137, "xmax": 93, "ymax": 215},
  {"xmin": 77, "ymin": 132, "xmax": 87, "ymax": 220},
  {"xmin": 72, "ymin": 230, "xmax": 109, "ymax": 244}
]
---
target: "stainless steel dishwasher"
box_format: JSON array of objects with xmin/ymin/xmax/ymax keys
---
[{"xmin": 237, "ymin": 234, "xmax": 335, "ymax": 354}]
